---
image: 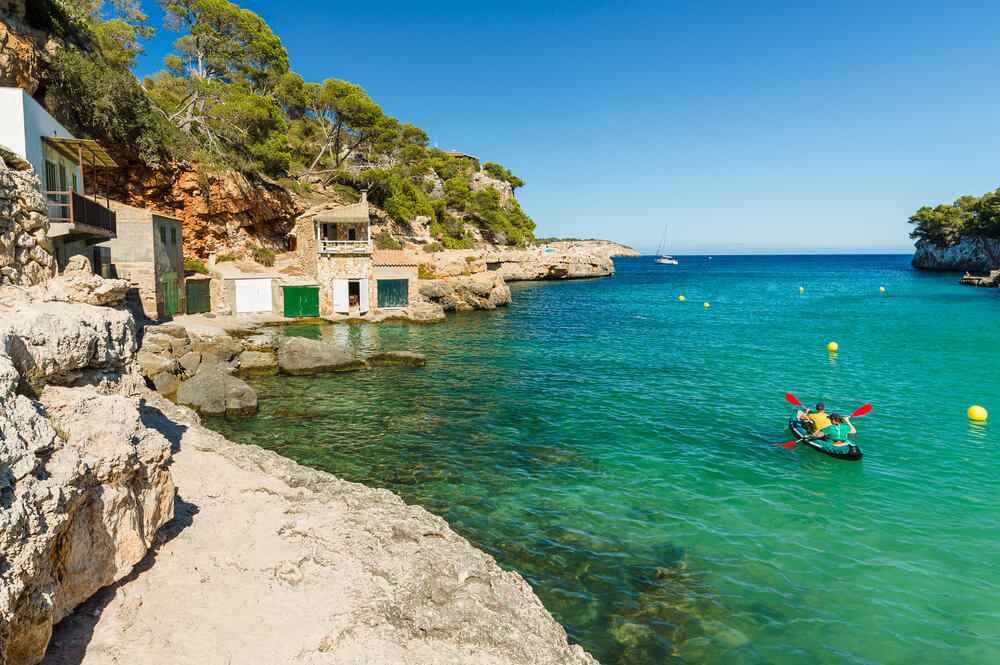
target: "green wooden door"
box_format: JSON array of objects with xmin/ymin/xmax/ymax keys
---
[
  {"xmin": 186, "ymin": 279, "xmax": 211, "ymax": 314},
  {"xmin": 377, "ymin": 279, "xmax": 409, "ymax": 309},
  {"xmin": 162, "ymin": 272, "xmax": 179, "ymax": 317},
  {"xmin": 283, "ymin": 286, "xmax": 319, "ymax": 317}
]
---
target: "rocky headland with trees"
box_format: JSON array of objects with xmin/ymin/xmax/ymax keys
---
[{"xmin": 909, "ymin": 189, "xmax": 1000, "ymax": 272}]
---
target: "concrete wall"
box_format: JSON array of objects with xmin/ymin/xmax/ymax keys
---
[{"xmin": 100, "ymin": 205, "xmax": 186, "ymax": 319}]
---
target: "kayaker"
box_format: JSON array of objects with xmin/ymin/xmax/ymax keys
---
[
  {"xmin": 810, "ymin": 413, "xmax": 856, "ymax": 443},
  {"xmin": 801, "ymin": 403, "xmax": 831, "ymax": 432}
]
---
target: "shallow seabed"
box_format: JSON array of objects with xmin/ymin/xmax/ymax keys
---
[{"xmin": 208, "ymin": 255, "xmax": 1000, "ymax": 665}]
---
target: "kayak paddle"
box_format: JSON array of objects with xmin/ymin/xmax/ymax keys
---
[
  {"xmin": 774, "ymin": 403, "xmax": 873, "ymax": 447},
  {"xmin": 785, "ymin": 393, "xmax": 803, "ymax": 408}
]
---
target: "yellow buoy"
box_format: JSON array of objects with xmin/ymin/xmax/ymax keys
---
[
  {"xmin": 968, "ymin": 405, "xmax": 988, "ymax": 421},
  {"xmin": 703, "ymin": 302, "xmax": 710, "ymax": 308},
  {"xmin": 827, "ymin": 342, "xmax": 839, "ymax": 352},
  {"xmin": 678, "ymin": 295, "xmax": 685, "ymax": 301},
  {"xmin": 798, "ymin": 286, "xmax": 804, "ymax": 292},
  {"xmin": 879, "ymin": 287, "xmax": 886, "ymax": 292}
]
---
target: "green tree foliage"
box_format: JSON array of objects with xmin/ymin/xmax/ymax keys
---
[
  {"xmin": 39, "ymin": 0, "xmax": 189, "ymax": 164},
  {"xmin": 33, "ymin": 0, "xmax": 535, "ymax": 246},
  {"xmin": 482, "ymin": 161, "xmax": 524, "ymax": 189},
  {"xmin": 909, "ymin": 192, "xmax": 1000, "ymax": 246},
  {"xmin": 146, "ymin": 0, "xmax": 293, "ymax": 174},
  {"xmin": 46, "ymin": 50, "xmax": 192, "ymax": 163}
]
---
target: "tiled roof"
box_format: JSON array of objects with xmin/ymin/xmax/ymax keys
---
[{"xmin": 372, "ymin": 249, "xmax": 418, "ymax": 267}]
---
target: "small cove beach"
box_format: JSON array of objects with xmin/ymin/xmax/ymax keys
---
[{"xmin": 208, "ymin": 255, "xmax": 1000, "ymax": 665}]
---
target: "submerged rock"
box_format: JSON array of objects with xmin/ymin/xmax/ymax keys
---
[
  {"xmin": 276, "ymin": 336, "xmax": 364, "ymax": 375},
  {"xmin": 176, "ymin": 369, "xmax": 258, "ymax": 417},
  {"xmin": 367, "ymin": 351, "xmax": 427, "ymax": 367},
  {"xmin": 238, "ymin": 350, "xmax": 278, "ymax": 377}
]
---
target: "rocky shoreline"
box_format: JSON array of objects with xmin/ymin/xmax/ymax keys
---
[
  {"xmin": 1, "ymin": 283, "xmax": 597, "ymax": 665},
  {"xmin": 911, "ymin": 236, "xmax": 1000, "ymax": 272}
]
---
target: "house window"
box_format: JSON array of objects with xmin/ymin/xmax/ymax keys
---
[
  {"xmin": 348, "ymin": 227, "xmax": 357, "ymax": 241},
  {"xmin": 159, "ymin": 226, "xmax": 166, "ymax": 243},
  {"xmin": 171, "ymin": 227, "xmax": 177, "ymax": 246}
]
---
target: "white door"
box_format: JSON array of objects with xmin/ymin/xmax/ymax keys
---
[
  {"xmin": 332, "ymin": 279, "xmax": 349, "ymax": 314},
  {"xmin": 359, "ymin": 278, "xmax": 369, "ymax": 314},
  {"xmin": 235, "ymin": 279, "xmax": 272, "ymax": 313}
]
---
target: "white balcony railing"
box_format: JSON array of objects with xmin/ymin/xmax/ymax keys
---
[{"xmin": 318, "ymin": 239, "xmax": 372, "ymax": 254}]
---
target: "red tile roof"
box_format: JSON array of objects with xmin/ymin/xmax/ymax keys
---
[{"xmin": 372, "ymin": 249, "xmax": 418, "ymax": 267}]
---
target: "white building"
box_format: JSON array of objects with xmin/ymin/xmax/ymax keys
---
[{"xmin": 0, "ymin": 87, "xmax": 118, "ymax": 272}]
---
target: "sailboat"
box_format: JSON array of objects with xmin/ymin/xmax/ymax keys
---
[{"xmin": 654, "ymin": 226, "xmax": 678, "ymax": 265}]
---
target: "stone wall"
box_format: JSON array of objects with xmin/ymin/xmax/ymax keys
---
[
  {"xmin": 0, "ymin": 144, "xmax": 56, "ymax": 285},
  {"xmin": 316, "ymin": 254, "xmax": 373, "ymax": 314}
]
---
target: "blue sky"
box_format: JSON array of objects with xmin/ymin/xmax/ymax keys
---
[{"xmin": 132, "ymin": 1, "xmax": 1000, "ymax": 254}]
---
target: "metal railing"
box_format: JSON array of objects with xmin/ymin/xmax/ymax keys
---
[
  {"xmin": 318, "ymin": 239, "xmax": 372, "ymax": 254},
  {"xmin": 41, "ymin": 190, "xmax": 116, "ymax": 235}
]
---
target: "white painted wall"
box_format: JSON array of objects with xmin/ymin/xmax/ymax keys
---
[
  {"xmin": 0, "ymin": 88, "xmax": 27, "ymax": 159},
  {"xmin": 0, "ymin": 87, "xmax": 81, "ymax": 192}
]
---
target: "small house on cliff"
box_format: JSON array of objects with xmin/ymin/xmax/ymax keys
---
[
  {"xmin": 0, "ymin": 87, "xmax": 118, "ymax": 273},
  {"xmin": 292, "ymin": 193, "xmax": 418, "ymax": 315}
]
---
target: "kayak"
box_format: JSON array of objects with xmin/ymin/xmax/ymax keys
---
[{"xmin": 787, "ymin": 412, "xmax": 863, "ymax": 461}]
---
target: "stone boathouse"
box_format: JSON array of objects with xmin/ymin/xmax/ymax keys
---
[{"xmin": 293, "ymin": 193, "xmax": 417, "ymax": 316}]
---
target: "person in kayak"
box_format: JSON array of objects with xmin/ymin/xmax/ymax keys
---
[
  {"xmin": 809, "ymin": 413, "xmax": 856, "ymax": 443},
  {"xmin": 801, "ymin": 403, "xmax": 831, "ymax": 432}
]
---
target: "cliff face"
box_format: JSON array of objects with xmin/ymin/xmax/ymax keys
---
[
  {"xmin": 88, "ymin": 148, "xmax": 301, "ymax": 260},
  {"xmin": 911, "ymin": 236, "xmax": 1000, "ymax": 271},
  {"xmin": 0, "ymin": 7, "xmax": 46, "ymax": 94}
]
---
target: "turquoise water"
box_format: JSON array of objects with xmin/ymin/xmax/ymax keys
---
[{"xmin": 207, "ymin": 256, "xmax": 1000, "ymax": 665}]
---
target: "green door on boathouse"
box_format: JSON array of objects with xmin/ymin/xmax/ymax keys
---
[
  {"xmin": 162, "ymin": 272, "xmax": 179, "ymax": 317},
  {"xmin": 377, "ymin": 279, "xmax": 409, "ymax": 309},
  {"xmin": 186, "ymin": 279, "xmax": 211, "ymax": 314},
  {"xmin": 283, "ymin": 286, "xmax": 320, "ymax": 317}
]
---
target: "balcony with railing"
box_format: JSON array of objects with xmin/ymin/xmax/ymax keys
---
[
  {"xmin": 318, "ymin": 239, "xmax": 372, "ymax": 254},
  {"xmin": 41, "ymin": 190, "xmax": 117, "ymax": 237}
]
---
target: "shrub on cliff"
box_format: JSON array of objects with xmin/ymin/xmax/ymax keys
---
[
  {"xmin": 375, "ymin": 232, "xmax": 403, "ymax": 250},
  {"xmin": 46, "ymin": 50, "xmax": 192, "ymax": 165}
]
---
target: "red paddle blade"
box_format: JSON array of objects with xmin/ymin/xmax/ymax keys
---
[
  {"xmin": 774, "ymin": 441, "xmax": 799, "ymax": 448},
  {"xmin": 850, "ymin": 404, "xmax": 872, "ymax": 418},
  {"xmin": 784, "ymin": 393, "xmax": 803, "ymax": 407}
]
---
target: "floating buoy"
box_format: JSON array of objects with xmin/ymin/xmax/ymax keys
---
[
  {"xmin": 703, "ymin": 302, "xmax": 710, "ymax": 308},
  {"xmin": 798, "ymin": 286, "xmax": 804, "ymax": 292},
  {"xmin": 827, "ymin": 342, "xmax": 839, "ymax": 352},
  {"xmin": 678, "ymin": 295, "xmax": 685, "ymax": 301},
  {"xmin": 879, "ymin": 287, "xmax": 886, "ymax": 292},
  {"xmin": 968, "ymin": 405, "xmax": 988, "ymax": 421}
]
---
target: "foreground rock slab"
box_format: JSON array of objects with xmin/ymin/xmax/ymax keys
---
[
  {"xmin": 175, "ymin": 369, "xmax": 258, "ymax": 417},
  {"xmin": 42, "ymin": 397, "xmax": 597, "ymax": 665}
]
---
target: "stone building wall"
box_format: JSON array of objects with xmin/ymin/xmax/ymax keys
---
[
  {"xmin": 0, "ymin": 144, "xmax": 56, "ymax": 285},
  {"xmin": 316, "ymin": 254, "xmax": 373, "ymax": 314},
  {"xmin": 293, "ymin": 215, "xmax": 317, "ymax": 278}
]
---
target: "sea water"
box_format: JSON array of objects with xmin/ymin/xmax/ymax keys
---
[{"xmin": 208, "ymin": 255, "xmax": 1000, "ymax": 665}]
